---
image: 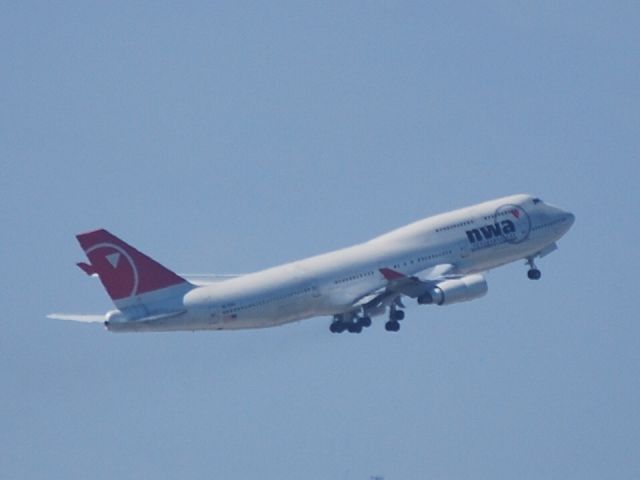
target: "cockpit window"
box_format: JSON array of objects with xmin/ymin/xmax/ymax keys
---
[{"xmin": 532, "ymin": 198, "xmax": 543, "ymax": 204}]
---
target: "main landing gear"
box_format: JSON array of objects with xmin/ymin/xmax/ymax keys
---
[
  {"xmin": 384, "ymin": 307, "xmax": 404, "ymax": 332},
  {"xmin": 526, "ymin": 257, "xmax": 542, "ymax": 280},
  {"xmin": 330, "ymin": 307, "xmax": 406, "ymax": 334},
  {"xmin": 330, "ymin": 313, "xmax": 372, "ymax": 334}
]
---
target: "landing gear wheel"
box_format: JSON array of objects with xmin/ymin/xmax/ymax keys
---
[
  {"xmin": 525, "ymin": 257, "xmax": 541, "ymax": 280},
  {"xmin": 330, "ymin": 322, "xmax": 347, "ymax": 333},
  {"xmin": 527, "ymin": 268, "xmax": 541, "ymax": 280},
  {"xmin": 360, "ymin": 316, "xmax": 372, "ymax": 328},
  {"xmin": 348, "ymin": 322, "xmax": 363, "ymax": 333},
  {"xmin": 385, "ymin": 320, "xmax": 400, "ymax": 332},
  {"xmin": 390, "ymin": 309, "xmax": 405, "ymax": 321}
]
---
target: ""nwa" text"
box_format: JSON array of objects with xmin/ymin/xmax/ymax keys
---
[{"xmin": 466, "ymin": 220, "xmax": 516, "ymax": 243}]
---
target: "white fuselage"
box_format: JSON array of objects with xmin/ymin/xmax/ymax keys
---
[{"xmin": 107, "ymin": 194, "xmax": 574, "ymax": 332}]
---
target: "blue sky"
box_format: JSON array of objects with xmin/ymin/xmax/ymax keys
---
[{"xmin": 1, "ymin": 2, "xmax": 639, "ymax": 479}]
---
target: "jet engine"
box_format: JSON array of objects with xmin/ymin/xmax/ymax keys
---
[{"xmin": 417, "ymin": 274, "xmax": 488, "ymax": 306}]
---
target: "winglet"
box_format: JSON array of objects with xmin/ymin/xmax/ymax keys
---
[{"xmin": 379, "ymin": 267, "xmax": 406, "ymax": 280}]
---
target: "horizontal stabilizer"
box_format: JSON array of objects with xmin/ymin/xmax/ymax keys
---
[
  {"xmin": 180, "ymin": 273, "xmax": 243, "ymax": 286},
  {"xmin": 47, "ymin": 313, "xmax": 105, "ymax": 323},
  {"xmin": 128, "ymin": 310, "xmax": 186, "ymax": 323}
]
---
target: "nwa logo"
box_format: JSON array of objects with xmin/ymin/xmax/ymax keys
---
[{"xmin": 466, "ymin": 204, "xmax": 531, "ymax": 245}]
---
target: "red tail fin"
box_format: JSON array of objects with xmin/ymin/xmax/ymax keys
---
[{"xmin": 76, "ymin": 229, "xmax": 190, "ymax": 302}]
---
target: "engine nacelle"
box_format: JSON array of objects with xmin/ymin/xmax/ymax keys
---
[{"xmin": 418, "ymin": 274, "xmax": 488, "ymax": 306}]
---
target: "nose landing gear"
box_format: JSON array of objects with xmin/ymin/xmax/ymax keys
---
[{"xmin": 526, "ymin": 257, "xmax": 542, "ymax": 280}]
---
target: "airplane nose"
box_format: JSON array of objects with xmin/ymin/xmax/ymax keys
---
[
  {"xmin": 565, "ymin": 212, "xmax": 575, "ymax": 227},
  {"xmin": 547, "ymin": 205, "xmax": 575, "ymax": 235},
  {"xmin": 559, "ymin": 211, "xmax": 575, "ymax": 234}
]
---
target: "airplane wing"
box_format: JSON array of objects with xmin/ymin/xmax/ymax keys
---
[
  {"xmin": 47, "ymin": 313, "xmax": 105, "ymax": 323},
  {"xmin": 353, "ymin": 263, "xmax": 461, "ymax": 313},
  {"xmin": 378, "ymin": 263, "xmax": 459, "ymax": 297}
]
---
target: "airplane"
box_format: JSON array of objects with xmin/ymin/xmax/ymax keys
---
[{"xmin": 48, "ymin": 194, "xmax": 574, "ymax": 334}]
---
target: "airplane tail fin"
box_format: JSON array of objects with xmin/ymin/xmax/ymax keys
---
[{"xmin": 75, "ymin": 229, "xmax": 193, "ymax": 311}]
